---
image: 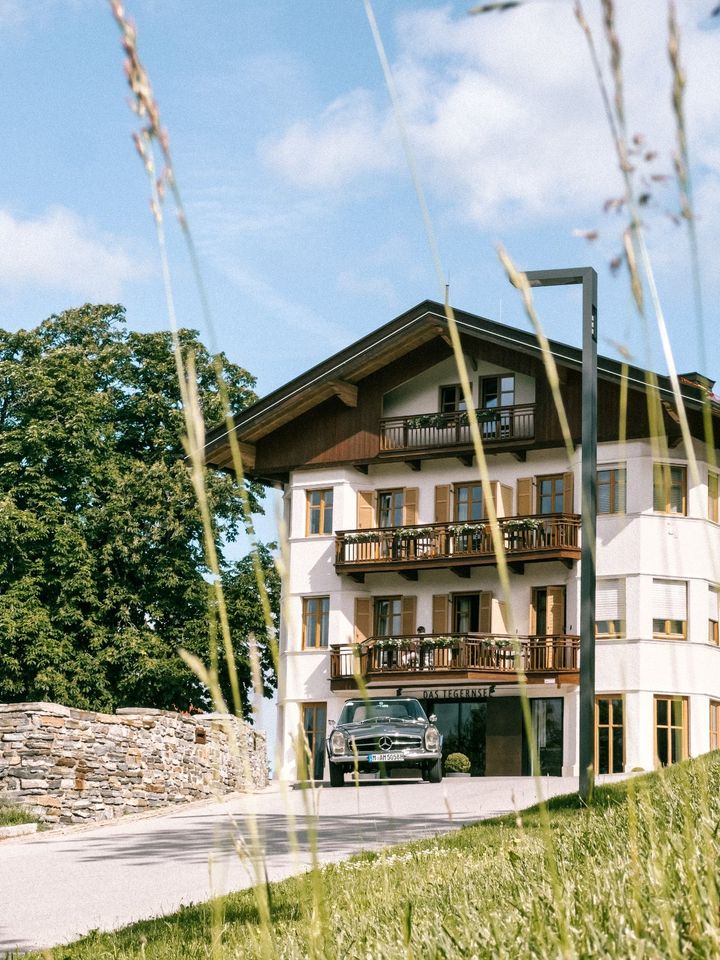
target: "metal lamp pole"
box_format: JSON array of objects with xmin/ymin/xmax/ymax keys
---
[{"xmin": 520, "ymin": 267, "xmax": 598, "ymax": 802}]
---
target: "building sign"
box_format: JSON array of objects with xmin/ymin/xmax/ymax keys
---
[{"xmin": 420, "ymin": 686, "xmax": 494, "ymax": 701}]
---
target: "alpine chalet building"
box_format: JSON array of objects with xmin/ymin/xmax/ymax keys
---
[{"xmin": 206, "ymin": 300, "xmax": 720, "ymax": 782}]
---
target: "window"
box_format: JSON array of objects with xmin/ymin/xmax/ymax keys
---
[
  {"xmin": 596, "ymin": 579, "xmax": 626, "ymax": 638},
  {"xmin": 709, "ymin": 471, "xmax": 719, "ymax": 523},
  {"xmin": 596, "ymin": 697, "xmax": 624, "ymax": 774},
  {"xmin": 538, "ymin": 475, "xmax": 565, "ymax": 515},
  {"xmin": 652, "ymin": 579, "xmax": 687, "ymax": 639},
  {"xmin": 709, "ymin": 586, "xmax": 720, "ymax": 646},
  {"xmin": 480, "ymin": 375, "xmax": 515, "ymax": 439},
  {"xmin": 653, "ymin": 464, "xmax": 686, "ymax": 515},
  {"xmin": 517, "ymin": 474, "xmax": 573, "ymax": 516},
  {"xmin": 531, "ymin": 586, "xmax": 566, "ymax": 636},
  {"xmin": 453, "ymin": 594, "xmax": 480, "ymax": 633},
  {"xmin": 654, "ymin": 696, "xmax": 688, "ymax": 766},
  {"xmin": 711, "ymin": 701, "xmax": 720, "ymax": 752},
  {"xmin": 306, "ymin": 488, "xmax": 333, "ymax": 535},
  {"xmin": 598, "ymin": 466, "xmax": 626, "ymax": 515},
  {"xmin": 454, "ymin": 484, "xmax": 484, "ymax": 522},
  {"xmin": 439, "ymin": 384, "xmax": 468, "ymax": 413},
  {"xmin": 377, "ymin": 490, "xmax": 404, "ymax": 528},
  {"xmin": 302, "ymin": 597, "xmax": 329, "ymax": 649},
  {"xmin": 480, "ymin": 375, "xmax": 515, "ymax": 409},
  {"xmin": 374, "ymin": 597, "xmax": 402, "ymax": 636}
]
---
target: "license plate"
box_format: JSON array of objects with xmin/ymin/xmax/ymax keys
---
[{"xmin": 367, "ymin": 751, "xmax": 405, "ymax": 762}]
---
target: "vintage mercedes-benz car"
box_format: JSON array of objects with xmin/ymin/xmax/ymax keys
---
[{"xmin": 326, "ymin": 697, "xmax": 443, "ymax": 786}]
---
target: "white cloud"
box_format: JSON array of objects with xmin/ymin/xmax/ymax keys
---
[
  {"xmin": 0, "ymin": 207, "xmax": 151, "ymax": 300},
  {"xmin": 214, "ymin": 257, "xmax": 349, "ymax": 350},
  {"xmin": 261, "ymin": 89, "xmax": 400, "ymax": 190},
  {"xmin": 0, "ymin": 0, "xmax": 95, "ymax": 30},
  {"xmin": 0, "ymin": 0, "xmax": 25, "ymax": 26},
  {"xmin": 337, "ymin": 269, "xmax": 398, "ymax": 304},
  {"xmin": 263, "ymin": 1, "xmax": 720, "ymax": 231}
]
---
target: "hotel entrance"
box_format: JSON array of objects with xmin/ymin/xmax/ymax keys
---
[{"xmin": 420, "ymin": 691, "xmax": 564, "ymax": 777}]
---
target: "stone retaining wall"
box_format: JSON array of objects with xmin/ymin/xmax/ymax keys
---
[{"xmin": 0, "ymin": 702, "xmax": 268, "ymax": 824}]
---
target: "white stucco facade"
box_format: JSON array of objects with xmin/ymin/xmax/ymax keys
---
[{"xmin": 270, "ymin": 343, "xmax": 720, "ymax": 782}]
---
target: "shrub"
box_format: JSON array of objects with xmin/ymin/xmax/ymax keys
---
[{"xmin": 445, "ymin": 752, "xmax": 471, "ymax": 773}]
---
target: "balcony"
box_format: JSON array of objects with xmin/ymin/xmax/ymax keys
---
[
  {"xmin": 335, "ymin": 515, "xmax": 580, "ymax": 580},
  {"xmin": 330, "ymin": 633, "xmax": 580, "ymax": 690},
  {"xmin": 379, "ymin": 404, "xmax": 535, "ymax": 459}
]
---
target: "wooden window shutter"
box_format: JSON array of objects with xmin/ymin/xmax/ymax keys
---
[
  {"xmin": 529, "ymin": 594, "xmax": 538, "ymax": 634},
  {"xmin": 517, "ymin": 477, "xmax": 534, "ymax": 516},
  {"xmin": 495, "ymin": 599, "xmax": 509, "ymax": 633},
  {"xmin": 357, "ymin": 490, "xmax": 375, "ymax": 529},
  {"xmin": 354, "ymin": 597, "xmax": 372, "ymax": 644},
  {"xmin": 546, "ymin": 586, "xmax": 566, "ymax": 635},
  {"xmin": 484, "ymin": 482, "xmax": 501, "ymax": 518},
  {"xmin": 500, "ymin": 484, "xmax": 513, "ymax": 518},
  {"xmin": 401, "ymin": 595, "xmax": 417, "ymax": 635},
  {"xmin": 562, "ymin": 472, "xmax": 574, "ymax": 514},
  {"xmin": 434, "ymin": 484, "xmax": 450, "ymax": 523},
  {"xmin": 479, "ymin": 592, "xmax": 492, "ymax": 634},
  {"xmin": 432, "ymin": 594, "xmax": 450, "ymax": 634},
  {"xmin": 404, "ymin": 487, "xmax": 419, "ymax": 525}
]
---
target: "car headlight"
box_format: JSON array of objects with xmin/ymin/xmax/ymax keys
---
[
  {"xmin": 330, "ymin": 730, "xmax": 346, "ymax": 755},
  {"xmin": 424, "ymin": 726, "xmax": 440, "ymax": 752}
]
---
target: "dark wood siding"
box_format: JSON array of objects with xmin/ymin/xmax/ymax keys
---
[
  {"xmin": 251, "ymin": 333, "xmax": 716, "ymax": 476},
  {"xmin": 253, "ymin": 339, "xmax": 454, "ymax": 473}
]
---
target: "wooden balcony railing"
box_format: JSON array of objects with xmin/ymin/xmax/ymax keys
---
[
  {"xmin": 335, "ymin": 515, "xmax": 580, "ymax": 577},
  {"xmin": 330, "ymin": 634, "xmax": 579, "ymax": 686},
  {"xmin": 379, "ymin": 403, "xmax": 535, "ymax": 453}
]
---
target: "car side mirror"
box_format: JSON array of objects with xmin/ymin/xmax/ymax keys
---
[{"xmin": 429, "ymin": 714, "xmax": 437, "ymax": 724}]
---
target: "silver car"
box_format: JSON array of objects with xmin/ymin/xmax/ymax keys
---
[{"xmin": 326, "ymin": 697, "xmax": 443, "ymax": 786}]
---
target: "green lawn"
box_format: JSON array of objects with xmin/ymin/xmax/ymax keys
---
[
  {"xmin": 0, "ymin": 804, "xmax": 38, "ymax": 828},
  {"xmin": 28, "ymin": 754, "xmax": 720, "ymax": 959}
]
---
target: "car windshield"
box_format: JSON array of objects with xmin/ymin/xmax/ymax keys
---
[{"xmin": 338, "ymin": 699, "xmax": 427, "ymax": 724}]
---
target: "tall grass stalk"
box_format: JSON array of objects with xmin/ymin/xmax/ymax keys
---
[
  {"xmin": 108, "ymin": 5, "xmax": 295, "ymax": 957},
  {"xmin": 576, "ymin": 0, "xmax": 718, "ymax": 583},
  {"xmin": 667, "ymin": 0, "xmax": 705, "ymax": 371},
  {"xmin": 102, "ymin": 1, "xmax": 720, "ymax": 957},
  {"xmin": 27, "ymin": 755, "xmax": 720, "ymax": 957},
  {"xmin": 578, "ymin": 0, "xmax": 703, "ymax": 494},
  {"xmin": 363, "ymin": 5, "xmax": 574, "ymax": 952}
]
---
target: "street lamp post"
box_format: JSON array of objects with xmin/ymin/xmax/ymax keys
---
[{"xmin": 520, "ymin": 267, "xmax": 598, "ymax": 802}]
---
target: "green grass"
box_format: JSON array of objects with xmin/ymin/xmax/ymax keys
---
[
  {"xmin": 0, "ymin": 804, "xmax": 38, "ymax": 828},
  {"xmin": 29, "ymin": 754, "xmax": 720, "ymax": 959}
]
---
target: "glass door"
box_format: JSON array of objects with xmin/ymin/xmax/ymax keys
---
[
  {"xmin": 522, "ymin": 698, "xmax": 564, "ymax": 776},
  {"xmin": 301, "ymin": 703, "xmax": 327, "ymax": 781}
]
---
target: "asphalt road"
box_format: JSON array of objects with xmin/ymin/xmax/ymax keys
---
[{"xmin": 0, "ymin": 775, "xmax": 579, "ymax": 955}]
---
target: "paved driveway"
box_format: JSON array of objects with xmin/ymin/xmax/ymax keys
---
[{"xmin": 0, "ymin": 776, "xmax": 578, "ymax": 954}]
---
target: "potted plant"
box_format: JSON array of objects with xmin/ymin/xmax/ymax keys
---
[
  {"xmin": 393, "ymin": 526, "xmax": 434, "ymax": 540},
  {"xmin": 502, "ymin": 517, "xmax": 544, "ymax": 532},
  {"xmin": 343, "ymin": 530, "xmax": 381, "ymax": 543},
  {"xmin": 444, "ymin": 753, "xmax": 472, "ymax": 777}
]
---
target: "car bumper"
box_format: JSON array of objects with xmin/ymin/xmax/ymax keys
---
[{"xmin": 328, "ymin": 750, "xmax": 441, "ymax": 766}]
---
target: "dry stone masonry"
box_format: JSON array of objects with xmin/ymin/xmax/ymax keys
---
[{"xmin": 0, "ymin": 702, "xmax": 268, "ymax": 824}]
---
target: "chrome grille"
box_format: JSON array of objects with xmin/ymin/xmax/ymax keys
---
[{"xmin": 349, "ymin": 733, "xmax": 423, "ymax": 752}]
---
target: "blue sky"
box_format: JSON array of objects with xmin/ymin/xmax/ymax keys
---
[
  {"xmin": 2, "ymin": 1, "xmax": 719, "ymax": 500},
  {"xmin": 3, "ymin": 0, "xmax": 718, "ymax": 744}
]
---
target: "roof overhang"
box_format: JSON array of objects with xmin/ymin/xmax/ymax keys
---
[{"xmin": 204, "ymin": 299, "xmax": 718, "ymax": 471}]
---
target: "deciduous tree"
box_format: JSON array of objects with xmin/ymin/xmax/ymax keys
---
[{"xmin": 0, "ymin": 303, "xmax": 276, "ymax": 715}]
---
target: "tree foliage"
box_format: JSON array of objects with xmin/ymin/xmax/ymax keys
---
[
  {"xmin": 0, "ymin": 303, "xmax": 277, "ymax": 715},
  {"xmin": 220, "ymin": 542, "xmax": 280, "ymax": 716}
]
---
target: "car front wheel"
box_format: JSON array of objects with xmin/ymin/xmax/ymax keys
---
[
  {"xmin": 329, "ymin": 764, "xmax": 345, "ymax": 787},
  {"xmin": 427, "ymin": 758, "xmax": 443, "ymax": 783}
]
